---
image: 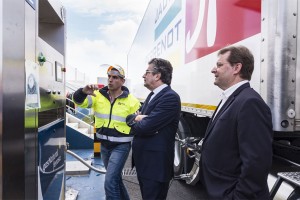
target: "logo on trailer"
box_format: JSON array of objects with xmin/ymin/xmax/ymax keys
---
[{"xmin": 148, "ymin": 0, "xmax": 182, "ymax": 61}]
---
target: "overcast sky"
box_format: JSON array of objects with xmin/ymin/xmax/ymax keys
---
[{"xmin": 60, "ymin": 0, "xmax": 149, "ymax": 83}]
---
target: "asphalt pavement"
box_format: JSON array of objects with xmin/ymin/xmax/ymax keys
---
[
  {"xmin": 123, "ymin": 150, "xmax": 209, "ymax": 200},
  {"xmin": 66, "ymin": 149, "xmax": 209, "ymax": 200},
  {"xmin": 66, "ymin": 149, "xmax": 300, "ymax": 200}
]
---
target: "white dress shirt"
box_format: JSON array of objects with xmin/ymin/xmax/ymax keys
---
[
  {"xmin": 149, "ymin": 83, "xmax": 168, "ymax": 103},
  {"xmin": 213, "ymin": 80, "xmax": 249, "ymax": 119}
]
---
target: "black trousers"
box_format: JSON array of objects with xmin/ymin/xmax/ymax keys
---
[{"xmin": 137, "ymin": 176, "xmax": 170, "ymax": 200}]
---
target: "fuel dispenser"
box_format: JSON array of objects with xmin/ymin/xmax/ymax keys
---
[{"xmin": 1, "ymin": 0, "xmax": 66, "ymax": 199}]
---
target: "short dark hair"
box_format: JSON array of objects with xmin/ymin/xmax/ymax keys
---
[
  {"xmin": 218, "ymin": 45, "xmax": 254, "ymax": 80},
  {"xmin": 148, "ymin": 58, "xmax": 173, "ymax": 85}
]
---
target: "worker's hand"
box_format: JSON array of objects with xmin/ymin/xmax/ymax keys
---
[
  {"xmin": 82, "ymin": 84, "xmax": 99, "ymax": 97},
  {"xmin": 135, "ymin": 115, "xmax": 147, "ymax": 122}
]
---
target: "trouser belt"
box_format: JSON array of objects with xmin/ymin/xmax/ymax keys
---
[{"xmin": 96, "ymin": 133, "xmax": 133, "ymax": 142}]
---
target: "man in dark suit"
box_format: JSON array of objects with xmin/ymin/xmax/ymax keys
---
[
  {"xmin": 200, "ymin": 45, "xmax": 273, "ymax": 200},
  {"xmin": 126, "ymin": 58, "xmax": 181, "ymax": 200}
]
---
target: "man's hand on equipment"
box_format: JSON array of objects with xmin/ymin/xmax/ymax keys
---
[{"xmin": 82, "ymin": 84, "xmax": 99, "ymax": 97}]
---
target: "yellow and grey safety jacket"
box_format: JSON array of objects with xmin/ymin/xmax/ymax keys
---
[{"xmin": 73, "ymin": 86, "xmax": 140, "ymax": 143}]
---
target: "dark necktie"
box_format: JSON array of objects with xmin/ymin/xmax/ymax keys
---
[{"xmin": 141, "ymin": 92, "xmax": 154, "ymax": 114}]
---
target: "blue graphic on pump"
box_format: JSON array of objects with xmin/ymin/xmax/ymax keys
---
[{"xmin": 38, "ymin": 119, "xmax": 65, "ymax": 200}]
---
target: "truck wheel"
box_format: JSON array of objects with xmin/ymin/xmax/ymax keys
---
[{"xmin": 174, "ymin": 117, "xmax": 193, "ymax": 176}]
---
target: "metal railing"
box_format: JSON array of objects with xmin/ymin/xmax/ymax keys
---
[
  {"xmin": 66, "ymin": 81, "xmax": 82, "ymax": 93},
  {"xmin": 65, "ymin": 148, "xmax": 106, "ymax": 174},
  {"xmin": 66, "ymin": 97, "xmax": 94, "ymax": 138},
  {"xmin": 66, "ymin": 97, "xmax": 94, "ymax": 122}
]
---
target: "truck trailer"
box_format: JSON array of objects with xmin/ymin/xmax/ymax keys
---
[{"xmin": 127, "ymin": 0, "xmax": 300, "ymax": 199}]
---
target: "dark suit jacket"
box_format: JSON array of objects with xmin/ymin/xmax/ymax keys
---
[
  {"xmin": 200, "ymin": 82, "xmax": 273, "ymax": 200},
  {"xmin": 127, "ymin": 86, "xmax": 181, "ymax": 182}
]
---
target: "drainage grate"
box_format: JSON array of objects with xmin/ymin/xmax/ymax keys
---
[{"xmin": 122, "ymin": 168, "xmax": 137, "ymax": 176}]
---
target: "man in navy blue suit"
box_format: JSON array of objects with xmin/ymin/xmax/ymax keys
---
[
  {"xmin": 200, "ymin": 45, "xmax": 273, "ymax": 199},
  {"xmin": 126, "ymin": 58, "xmax": 181, "ymax": 200}
]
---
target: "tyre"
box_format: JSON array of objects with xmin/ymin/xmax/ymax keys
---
[
  {"xmin": 174, "ymin": 114, "xmax": 210, "ymax": 180},
  {"xmin": 174, "ymin": 117, "xmax": 193, "ymax": 176}
]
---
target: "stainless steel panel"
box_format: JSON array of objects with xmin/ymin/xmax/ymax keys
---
[
  {"xmin": 37, "ymin": 0, "xmax": 66, "ymax": 114},
  {"xmin": 36, "ymin": 1, "xmax": 66, "ymax": 198},
  {"xmin": 37, "ymin": 38, "xmax": 65, "ymax": 113},
  {"xmin": 296, "ymin": 1, "xmax": 300, "ymax": 131},
  {"xmin": 39, "ymin": 0, "xmax": 65, "ymax": 55},
  {"xmin": 1, "ymin": 0, "xmax": 26, "ymax": 199},
  {"xmin": 261, "ymin": 0, "xmax": 298, "ymax": 132},
  {"xmin": 25, "ymin": 1, "xmax": 38, "ymax": 199},
  {"xmin": 1, "ymin": 0, "xmax": 66, "ymax": 199}
]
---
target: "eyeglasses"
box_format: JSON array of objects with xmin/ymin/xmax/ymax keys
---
[{"xmin": 144, "ymin": 70, "xmax": 155, "ymax": 75}]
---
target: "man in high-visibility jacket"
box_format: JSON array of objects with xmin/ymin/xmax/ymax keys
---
[{"xmin": 73, "ymin": 65, "xmax": 140, "ymax": 200}]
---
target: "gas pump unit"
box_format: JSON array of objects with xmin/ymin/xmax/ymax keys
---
[{"xmin": 1, "ymin": 0, "xmax": 66, "ymax": 199}]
